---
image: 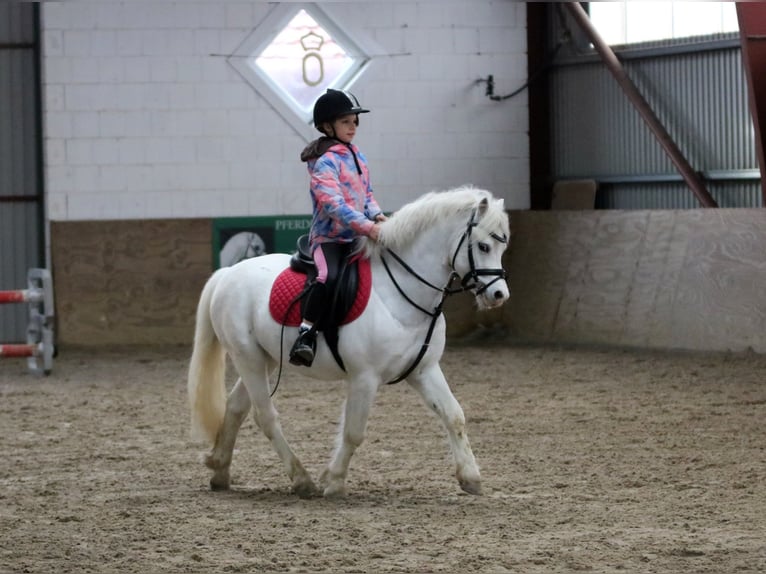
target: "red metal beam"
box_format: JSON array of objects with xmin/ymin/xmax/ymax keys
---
[
  {"xmin": 565, "ymin": 2, "xmax": 718, "ymax": 208},
  {"xmin": 737, "ymin": 3, "xmax": 766, "ymax": 205}
]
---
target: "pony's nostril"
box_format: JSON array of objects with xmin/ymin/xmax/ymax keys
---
[{"xmin": 493, "ymin": 290, "xmax": 505, "ymax": 300}]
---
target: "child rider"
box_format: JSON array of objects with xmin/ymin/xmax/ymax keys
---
[{"xmin": 289, "ymin": 89, "xmax": 387, "ymax": 367}]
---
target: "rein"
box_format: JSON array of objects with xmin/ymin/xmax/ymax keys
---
[
  {"xmin": 379, "ymin": 253, "xmax": 454, "ymax": 385},
  {"xmin": 380, "ymin": 208, "xmax": 507, "ymax": 384}
]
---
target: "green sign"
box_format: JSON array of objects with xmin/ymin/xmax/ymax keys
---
[{"xmin": 212, "ymin": 215, "xmax": 312, "ymax": 269}]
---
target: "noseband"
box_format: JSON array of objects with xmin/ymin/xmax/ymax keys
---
[{"xmin": 379, "ymin": 208, "xmax": 508, "ymax": 384}]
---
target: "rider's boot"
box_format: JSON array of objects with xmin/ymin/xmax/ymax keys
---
[{"xmin": 289, "ymin": 325, "xmax": 316, "ymax": 367}]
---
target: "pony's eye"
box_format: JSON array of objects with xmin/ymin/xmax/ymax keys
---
[{"xmin": 478, "ymin": 242, "xmax": 490, "ymax": 253}]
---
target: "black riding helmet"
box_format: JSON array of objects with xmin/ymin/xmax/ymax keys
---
[{"xmin": 312, "ymin": 89, "xmax": 369, "ymax": 132}]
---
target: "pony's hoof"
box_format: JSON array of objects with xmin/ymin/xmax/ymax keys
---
[
  {"xmin": 205, "ymin": 453, "xmax": 231, "ymax": 490},
  {"xmin": 292, "ymin": 479, "xmax": 318, "ymax": 499},
  {"xmin": 319, "ymin": 468, "xmax": 347, "ymax": 498},
  {"xmin": 459, "ymin": 479, "xmax": 483, "ymax": 496},
  {"xmin": 323, "ymin": 483, "xmax": 347, "ymax": 499},
  {"xmin": 210, "ymin": 475, "xmax": 231, "ymax": 491}
]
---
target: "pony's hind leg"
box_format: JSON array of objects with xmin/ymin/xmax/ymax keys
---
[
  {"xmin": 230, "ymin": 353, "xmax": 317, "ymax": 498},
  {"xmin": 205, "ymin": 378, "xmax": 250, "ymax": 490},
  {"xmin": 407, "ymin": 364, "xmax": 482, "ymax": 495}
]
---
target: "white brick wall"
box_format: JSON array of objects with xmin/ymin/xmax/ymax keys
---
[{"xmin": 42, "ymin": 1, "xmax": 529, "ymax": 221}]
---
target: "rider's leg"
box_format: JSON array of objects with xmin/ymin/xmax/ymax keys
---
[
  {"xmin": 289, "ymin": 243, "xmax": 346, "ymax": 366},
  {"xmin": 288, "ymin": 283, "xmax": 324, "ymax": 366}
]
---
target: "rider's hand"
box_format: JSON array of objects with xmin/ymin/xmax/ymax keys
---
[
  {"xmin": 375, "ymin": 213, "xmax": 388, "ymax": 222},
  {"xmin": 369, "ymin": 223, "xmax": 381, "ymax": 242}
]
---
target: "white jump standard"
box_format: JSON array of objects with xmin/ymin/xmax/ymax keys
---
[{"xmin": 0, "ymin": 268, "xmax": 55, "ymax": 375}]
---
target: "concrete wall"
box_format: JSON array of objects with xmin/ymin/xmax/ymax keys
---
[
  {"xmin": 51, "ymin": 209, "xmax": 766, "ymax": 353},
  {"xmin": 41, "ymin": 1, "xmax": 529, "ymax": 223}
]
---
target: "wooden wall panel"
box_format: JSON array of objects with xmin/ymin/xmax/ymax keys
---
[
  {"xmin": 557, "ymin": 212, "xmax": 649, "ymax": 342},
  {"xmin": 671, "ymin": 210, "xmax": 766, "ymax": 351},
  {"xmin": 51, "ymin": 219, "xmax": 211, "ymax": 346},
  {"xmin": 504, "ymin": 209, "xmax": 766, "ymax": 353},
  {"xmin": 49, "ymin": 211, "xmax": 766, "ymax": 353},
  {"xmin": 502, "ymin": 212, "xmax": 569, "ymax": 340},
  {"xmin": 623, "ymin": 210, "xmax": 684, "ymax": 348}
]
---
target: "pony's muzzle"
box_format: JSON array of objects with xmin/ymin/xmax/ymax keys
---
[{"xmin": 475, "ymin": 281, "xmax": 509, "ymax": 309}]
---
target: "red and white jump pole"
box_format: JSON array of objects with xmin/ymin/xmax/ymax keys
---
[
  {"xmin": 0, "ymin": 268, "xmax": 55, "ymax": 375},
  {"xmin": 0, "ymin": 343, "xmax": 44, "ymax": 358},
  {"xmin": 0, "ymin": 289, "xmax": 44, "ymax": 304}
]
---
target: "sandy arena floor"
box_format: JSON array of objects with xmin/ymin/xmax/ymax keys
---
[{"xmin": 1, "ymin": 341, "xmax": 765, "ymax": 573}]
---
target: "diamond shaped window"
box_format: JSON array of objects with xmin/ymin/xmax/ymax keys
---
[{"xmin": 229, "ymin": 4, "xmax": 372, "ymax": 141}]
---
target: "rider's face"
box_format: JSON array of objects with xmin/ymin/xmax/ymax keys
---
[{"xmin": 330, "ymin": 114, "xmax": 358, "ymax": 143}]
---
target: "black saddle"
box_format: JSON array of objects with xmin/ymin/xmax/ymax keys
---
[{"xmin": 289, "ymin": 235, "xmax": 360, "ymax": 371}]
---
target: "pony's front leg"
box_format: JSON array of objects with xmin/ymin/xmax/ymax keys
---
[
  {"xmin": 408, "ymin": 364, "xmax": 482, "ymax": 495},
  {"xmin": 205, "ymin": 378, "xmax": 250, "ymax": 490},
  {"xmin": 320, "ymin": 376, "xmax": 378, "ymax": 498}
]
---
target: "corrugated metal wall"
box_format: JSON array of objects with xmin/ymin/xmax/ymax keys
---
[
  {"xmin": 0, "ymin": 3, "xmax": 43, "ymax": 342},
  {"xmin": 549, "ymin": 23, "xmax": 761, "ymax": 208}
]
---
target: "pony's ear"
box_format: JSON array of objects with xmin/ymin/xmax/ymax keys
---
[
  {"xmin": 496, "ymin": 198, "xmax": 505, "ymax": 210},
  {"xmin": 477, "ymin": 196, "xmax": 489, "ymax": 216}
]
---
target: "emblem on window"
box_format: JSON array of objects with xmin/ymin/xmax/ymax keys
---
[{"xmin": 229, "ymin": 4, "xmax": 373, "ymax": 141}]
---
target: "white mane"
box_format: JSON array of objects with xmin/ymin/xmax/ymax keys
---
[{"xmin": 366, "ymin": 185, "xmax": 509, "ymax": 256}]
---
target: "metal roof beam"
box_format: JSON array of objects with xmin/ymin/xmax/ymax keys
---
[{"xmin": 564, "ymin": 2, "xmax": 718, "ymax": 208}]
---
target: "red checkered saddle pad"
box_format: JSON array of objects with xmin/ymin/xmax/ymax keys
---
[{"xmin": 268, "ymin": 258, "xmax": 372, "ymax": 327}]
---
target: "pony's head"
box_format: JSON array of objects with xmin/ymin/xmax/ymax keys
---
[{"xmin": 370, "ymin": 185, "xmax": 511, "ymax": 310}]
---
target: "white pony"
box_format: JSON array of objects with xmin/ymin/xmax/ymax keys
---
[{"xmin": 188, "ymin": 186, "xmax": 510, "ymax": 498}]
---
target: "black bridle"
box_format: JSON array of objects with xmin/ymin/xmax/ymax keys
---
[
  {"xmin": 380, "ymin": 208, "xmax": 508, "ymax": 384},
  {"xmin": 451, "ymin": 208, "xmax": 508, "ymax": 295}
]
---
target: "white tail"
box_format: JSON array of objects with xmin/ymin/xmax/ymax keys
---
[{"xmin": 187, "ymin": 269, "xmax": 228, "ymax": 444}]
